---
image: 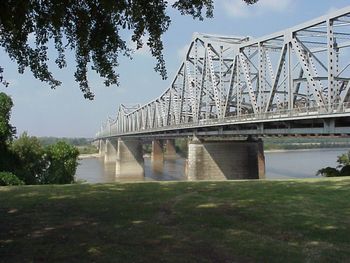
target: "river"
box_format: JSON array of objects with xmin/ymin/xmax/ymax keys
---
[{"xmin": 75, "ymin": 148, "xmax": 349, "ymax": 183}]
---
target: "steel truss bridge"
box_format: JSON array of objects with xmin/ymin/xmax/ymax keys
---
[{"xmin": 97, "ymin": 7, "xmax": 350, "ymax": 139}]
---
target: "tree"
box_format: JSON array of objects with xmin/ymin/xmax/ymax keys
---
[
  {"xmin": 337, "ymin": 151, "xmax": 350, "ymax": 167},
  {"xmin": 9, "ymin": 134, "xmax": 80, "ymax": 185},
  {"xmin": 0, "ymin": 0, "xmax": 258, "ymax": 99},
  {"xmin": 0, "ymin": 92, "xmax": 15, "ymax": 144},
  {"xmin": 43, "ymin": 141, "xmax": 79, "ymax": 184},
  {"xmin": 0, "ymin": 92, "xmax": 17, "ymax": 172},
  {"xmin": 317, "ymin": 150, "xmax": 350, "ymax": 177},
  {"xmin": 0, "ymin": 66, "xmax": 9, "ymax": 87},
  {"xmin": 316, "ymin": 167, "xmax": 340, "ymax": 177},
  {"xmin": 11, "ymin": 132, "xmax": 47, "ymax": 184},
  {"xmin": 0, "ymin": 171, "xmax": 24, "ymax": 186},
  {"xmin": 10, "ymin": 134, "xmax": 80, "ymax": 185},
  {"xmin": 340, "ymin": 165, "xmax": 350, "ymax": 176}
]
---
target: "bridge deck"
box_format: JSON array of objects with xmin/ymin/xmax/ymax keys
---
[{"xmin": 97, "ymin": 6, "xmax": 350, "ymax": 139}]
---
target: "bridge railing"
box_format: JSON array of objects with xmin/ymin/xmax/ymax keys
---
[
  {"xmin": 97, "ymin": 6, "xmax": 350, "ymax": 139},
  {"xmin": 96, "ymin": 102, "xmax": 350, "ymax": 138}
]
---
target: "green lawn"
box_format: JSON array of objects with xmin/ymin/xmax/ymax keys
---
[{"xmin": 1, "ymin": 178, "xmax": 350, "ymax": 263}]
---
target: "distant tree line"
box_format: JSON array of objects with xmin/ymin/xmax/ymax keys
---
[
  {"xmin": 38, "ymin": 137, "xmax": 98, "ymax": 155},
  {"xmin": 264, "ymin": 137, "xmax": 350, "ymax": 150},
  {"xmin": 0, "ymin": 92, "xmax": 79, "ymax": 186},
  {"xmin": 39, "ymin": 137, "xmax": 93, "ymax": 147}
]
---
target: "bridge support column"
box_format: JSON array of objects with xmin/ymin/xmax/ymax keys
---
[
  {"xmin": 104, "ymin": 139, "xmax": 118, "ymax": 163},
  {"xmin": 164, "ymin": 139, "xmax": 177, "ymax": 159},
  {"xmin": 151, "ymin": 140, "xmax": 164, "ymax": 174},
  {"xmin": 99, "ymin": 139, "xmax": 106, "ymax": 157},
  {"xmin": 187, "ymin": 137, "xmax": 265, "ymax": 180},
  {"xmin": 116, "ymin": 138, "xmax": 144, "ymax": 177},
  {"xmin": 151, "ymin": 140, "xmax": 164, "ymax": 162},
  {"xmin": 324, "ymin": 119, "xmax": 335, "ymax": 134}
]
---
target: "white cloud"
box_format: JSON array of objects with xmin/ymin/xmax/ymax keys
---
[{"xmin": 221, "ymin": 0, "xmax": 292, "ymax": 18}]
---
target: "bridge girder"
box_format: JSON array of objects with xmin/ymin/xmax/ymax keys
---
[{"xmin": 98, "ymin": 6, "xmax": 350, "ymax": 139}]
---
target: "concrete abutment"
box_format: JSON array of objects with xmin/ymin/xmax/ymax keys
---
[
  {"xmin": 100, "ymin": 136, "xmax": 265, "ymax": 181},
  {"xmin": 115, "ymin": 138, "xmax": 144, "ymax": 178},
  {"xmin": 98, "ymin": 139, "xmax": 106, "ymax": 157},
  {"xmin": 164, "ymin": 139, "xmax": 177, "ymax": 159},
  {"xmin": 151, "ymin": 140, "xmax": 164, "ymax": 174},
  {"xmin": 104, "ymin": 139, "xmax": 118, "ymax": 163},
  {"xmin": 187, "ymin": 137, "xmax": 265, "ymax": 180},
  {"xmin": 151, "ymin": 140, "xmax": 164, "ymax": 162}
]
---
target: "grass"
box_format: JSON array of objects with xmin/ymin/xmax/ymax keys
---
[{"xmin": 1, "ymin": 178, "xmax": 350, "ymax": 263}]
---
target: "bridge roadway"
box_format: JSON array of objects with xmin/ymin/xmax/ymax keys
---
[{"xmin": 96, "ymin": 6, "xmax": 350, "ymax": 180}]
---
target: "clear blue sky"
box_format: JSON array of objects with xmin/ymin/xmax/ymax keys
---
[{"xmin": 1, "ymin": 0, "xmax": 349, "ymax": 138}]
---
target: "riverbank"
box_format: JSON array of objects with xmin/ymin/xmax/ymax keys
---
[
  {"xmin": 1, "ymin": 177, "xmax": 350, "ymax": 262},
  {"xmin": 78, "ymin": 153, "xmax": 99, "ymax": 159},
  {"xmin": 78, "ymin": 148, "xmax": 349, "ymax": 158},
  {"xmin": 264, "ymin": 147, "xmax": 349, "ymax": 153}
]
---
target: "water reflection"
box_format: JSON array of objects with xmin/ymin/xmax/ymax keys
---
[
  {"xmin": 151, "ymin": 160, "xmax": 164, "ymax": 177},
  {"xmin": 76, "ymin": 148, "xmax": 347, "ymax": 183},
  {"xmin": 145, "ymin": 158, "xmax": 187, "ymax": 181},
  {"xmin": 102, "ymin": 161, "xmax": 117, "ymax": 181}
]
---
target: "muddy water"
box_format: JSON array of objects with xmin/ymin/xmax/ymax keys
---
[{"xmin": 75, "ymin": 148, "xmax": 348, "ymax": 183}]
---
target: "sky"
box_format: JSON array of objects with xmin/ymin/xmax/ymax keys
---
[{"xmin": 1, "ymin": 0, "xmax": 350, "ymax": 138}]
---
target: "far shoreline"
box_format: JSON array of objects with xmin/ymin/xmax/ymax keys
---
[
  {"xmin": 79, "ymin": 153, "xmax": 99, "ymax": 159},
  {"xmin": 265, "ymin": 147, "xmax": 349, "ymax": 153},
  {"xmin": 78, "ymin": 147, "xmax": 349, "ymax": 159}
]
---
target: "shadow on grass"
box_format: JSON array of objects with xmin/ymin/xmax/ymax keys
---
[{"xmin": 0, "ymin": 178, "xmax": 350, "ymax": 262}]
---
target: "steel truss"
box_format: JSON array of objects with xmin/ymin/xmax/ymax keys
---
[{"xmin": 98, "ymin": 7, "xmax": 350, "ymax": 138}]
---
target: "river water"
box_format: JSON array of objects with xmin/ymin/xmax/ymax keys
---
[{"xmin": 75, "ymin": 148, "xmax": 349, "ymax": 183}]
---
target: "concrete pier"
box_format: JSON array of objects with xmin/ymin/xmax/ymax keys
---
[
  {"xmin": 187, "ymin": 137, "xmax": 265, "ymax": 180},
  {"xmin": 98, "ymin": 139, "xmax": 106, "ymax": 157},
  {"xmin": 104, "ymin": 139, "xmax": 118, "ymax": 163},
  {"xmin": 115, "ymin": 138, "xmax": 144, "ymax": 177},
  {"xmin": 151, "ymin": 140, "xmax": 164, "ymax": 174},
  {"xmin": 164, "ymin": 139, "xmax": 177, "ymax": 159},
  {"xmin": 151, "ymin": 140, "xmax": 164, "ymax": 162}
]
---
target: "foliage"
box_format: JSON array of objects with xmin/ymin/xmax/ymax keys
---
[
  {"xmin": 0, "ymin": 92, "xmax": 15, "ymax": 145},
  {"xmin": 0, "ymin": 0, "xmax": 257, "ymax": 99},
  {"xmin": 316, "ymin": 167, "xmax": 340, "ymax": 177},
  {"xmin": 317, "ymin": 150, "xmax": 350, "ymax": 177},
  {"xmin": 264, "ymin": 137, "xmax": 350, "ymax": 150},
  {"xmin": 0, "ymin": 171, "xmax": 24, "ymax": 186},
  {"xmin": 142, "ymin": 143, "xmax": 152, "ymax": 154},
  {"xmin": 340, "ymin": 165, "xmax": 350, "ymax": 176},
  {"xmin": 77, "ymin": 145, "xmax": 98, "ymax": 154},
  {"xmin": 38, "ymin": 136, "xmax": 92, "ymax": 147},
  {"xmin": 9, "ymin": 133, "xmax": 80, "ymax": 185},
  {"xmin": 0, "ymin": 92, "xmax": 80, "ymax": 185},
  {"xmin": 0, "ymin": 92, "xmax": 16, "ymax": 172},
  {"xmin": 175, "ymin": 138, "xmax": 188, "ymax": 157},
  {"xmin": 43, "ymin": 141, "xmax": 79, "ymax": 184},
  {"xmin": 337, "ymin": 151, "xmax": 350, "ymax": 167},
  {"xmin": 0, "ymin": 66, "xmax": 10, "ymax": 87},
  {"xmin": 11, "ymin": 132, "xmax": 47, "ymax": 184},
  {"xmin": 39, "ymin": 137, "xmax": 98, "ymax": 154}
]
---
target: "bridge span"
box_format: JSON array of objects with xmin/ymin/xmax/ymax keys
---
[{"xmin": 96, "ymin": 7, "xmax": 350, "ymax": 180}]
